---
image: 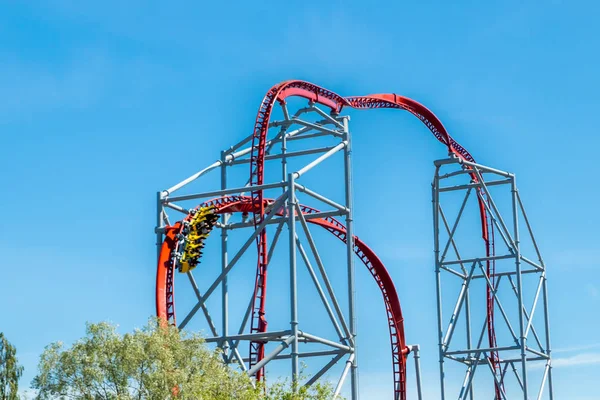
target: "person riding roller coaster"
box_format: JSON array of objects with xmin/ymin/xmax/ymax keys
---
[{"xmin": 174, "ymin": 206, "xmax": 219, "ymax": 273}]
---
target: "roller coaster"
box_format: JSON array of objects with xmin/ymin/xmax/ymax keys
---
[{"xmin": 155, "ymin": 81, "xmax": 554, "ymax": 399}]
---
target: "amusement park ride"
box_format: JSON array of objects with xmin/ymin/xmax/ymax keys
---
[{"xmin": 154, "ymin": 81, "xmax": 554, "ymax": 399}]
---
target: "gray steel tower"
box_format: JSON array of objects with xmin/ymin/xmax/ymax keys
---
[
  {"xmin": 432, "ymin": 156, "xmax": 553, "ymax": 399},
  {"xmin": 155, "ymin": 101, "xmax": 423, "ymax": 399}
]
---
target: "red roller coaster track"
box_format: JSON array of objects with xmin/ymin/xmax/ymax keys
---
[
  {"xmin": 156, "ymin": 80, "xmax": 501, "ymax": 399},
  {"xmin": 247, "ymin": 81, "xmax": 499, "ymax": 398},
  {"xmin": 156, "ymin": 196, "xmax": 407, "ymax": 397}
]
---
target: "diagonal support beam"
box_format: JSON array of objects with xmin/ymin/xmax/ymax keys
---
[
  {"xmin": 524, "ymin": 273, "xmax": 545, "ymax": 339},
  {"xmin": 296, "ymin": 235, "xmax": 347, "ymax": 344},
  {"xmin": 333, "ymin": 354, "xmax": 355, "ymax": 399},
  {"xmin": 304, "ymin": 352, "xmax": 346, "ymax": 388},
  {"xmin": 473, "ymin": 168, "xmax": 517, "ymax": 251},
  {"xmin": 439, "ymin": 188, "xmax": 472, "ymax": 265},
  {"xmin": 478, "ymin": 269, "xmax": 520, "ymax": 345},
  {"xmin": 295, "ymin": 202, "xmax": 353, "ymax": 346},
  {"xmin": 499, "ymin": 361, "xmax": 510, "ymax": 387},
  {"xmin": 247, "ymin": 336, "xmax": 295, "ymax": 377},
  {"xmin": 186, "ymin": 271, "xmax": 247, "ymax": 370},
  {"xmin": 438, "ymin": 204, "xmax": 468, "ymax": 273},
  {"xmin": 516, "ymin": 191, "xmax": 546, "ymax": 268},
  {"xmin": 485, "ymin": 357, "xmax": 508, "ymax": 400},
  {"xmin": 475, "ymin": 188, "xmax": 514, "ymax": 253},
  {"xmin": 186, "ymin": 272, "xmax": 219, "ymax": 336},
  {"xmin": 294, "ymin": 182, "xmax": 348, "ymax": 212},
  {"xmin": 226, "ymin": 221, "xmax": 287, "ymax": 364},
  {"xmin": 508, "ymin": 275, "xmax": 545, "ymax": 352},
  {"xmin": 442, "ymin": 261, "xmax": 478, "ymax": 350},
  {"xmin": 537, "ymin": 363, "xmax": 550, "ymax": 400},
  {"xmin": 458, "ymin": 351, "xmax": 485, "ymax": 400},
  {"xmin": 510, "ymin": 361, "xmax": 525, "ymax": 391},
  {"xmin": 308, "ymin": 103, "xmax": 345, "ymax": 129}
]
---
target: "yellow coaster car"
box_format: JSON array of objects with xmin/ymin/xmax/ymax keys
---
[{"xmin": 177, "ymin": 206, "xmax": 219, "ymax": 273}]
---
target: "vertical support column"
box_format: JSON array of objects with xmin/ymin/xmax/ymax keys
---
[
  {"xmin": 511, "ymin": 175, "xmax": 528, "ymax": 399},
  {"xmin": 432, "ymin": 168, "xmax": 446, "ymax": 400},
  {"xmin": 220, "ymin": 151, "xmax": 229, "ymax": 358},
  {"xmin": 342, "ymin": 116, "xmax": 358, "ymax": 400},
  {"xmin": 542, "ymin": 273, "xmax": 554, "ymax": 400},
  {"xmin": 287, "ymin": 173, "xmax": 299, "ymax": 387},
  {"xmin": 412, "ymin": 345, "xmax": 424, "ymax": 400},
  {"xmin": 465, "ymin": 289, "xmax": 474, "ymax": 400}
]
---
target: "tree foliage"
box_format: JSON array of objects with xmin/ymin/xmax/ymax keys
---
[
  {"xmin": 0, "ymin": 332, "xmax": 24, "ymax": 400},
  {"xmin": 32, "ymin": 319, "xmax": 338, "ymax": 399}
]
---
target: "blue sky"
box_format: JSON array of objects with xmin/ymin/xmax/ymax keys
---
[{"xmin": 1, "ymin": 1, "xmax": 599, "ymax": 398}]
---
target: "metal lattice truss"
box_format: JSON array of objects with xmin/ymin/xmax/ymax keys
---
[
  {"xmin": 155, "ymin": 102, "xmax": 422, "ymax": 400},
  {"xmin": 153, "ymin": 78, "xmax": 554, "ymax": 399},
  {"xmin": 433, "ymin": 157, "xmax": 553, "ymax": 400}
]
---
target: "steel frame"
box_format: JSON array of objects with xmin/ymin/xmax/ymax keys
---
[
  {"xmin": 155, "ymin": 103, "xmax": 422, "ymax": 399},
  {"xmin": 432, "ymin": 157, "xmax": 553, "ymax": 400},
  {"xmin": 152, "ymin": 79, "xmax": 554, "ymax": 399}
]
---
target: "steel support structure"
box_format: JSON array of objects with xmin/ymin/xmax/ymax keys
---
[
  {"xmin": 153, "ymin": 78, "xmax": 547, "ymax": 399},
  {"xmin": 433, "ymin": 157, "xmax": 553, "ymax": 399},
  {"xmin": 156, "ymin": 104, "xmax": 366, "ymax": 398}
]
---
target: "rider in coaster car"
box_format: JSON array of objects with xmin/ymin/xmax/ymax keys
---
[{"xmin": 178, "ymin": 206, "xmax": 220, "ymax": 273}]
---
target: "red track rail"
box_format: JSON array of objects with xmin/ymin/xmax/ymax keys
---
[
  {"xmin": 247, "ymin": 81, "xmax": 500, "ymax": 398},
  {"xmin": 156, "ymin": 196, "xmax": 407, "ymax": 398}
]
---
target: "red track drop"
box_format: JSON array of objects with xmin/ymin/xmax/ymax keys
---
[{"xmin": 156, "ymin": 196, "xmax": 407, "ymax": 399}]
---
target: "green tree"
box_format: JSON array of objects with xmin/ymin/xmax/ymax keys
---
[
  {"xmin": 0, "ymin": 332, "xmax": 24, "ymax": 400},
  {"xmin": 31, "ymin": 319, "xmax": 338, "ymax": 400}
]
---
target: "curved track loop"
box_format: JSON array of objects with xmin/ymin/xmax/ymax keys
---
[
  {"xmin": 156, "ymin": 195, "xmax": 407, "ymax": 398},
  {"xmin": 248, "ymin": 81, "xmax": 500, "ymax": 398}
]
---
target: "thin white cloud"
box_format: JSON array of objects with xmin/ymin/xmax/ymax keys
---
[
  {"xmin": 553, "ymin": 343, "xmax": 600, "ymax": 354},
  {"xmin": 551, "ymin": 353, "xmax": 600, "ymax": 368}
]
